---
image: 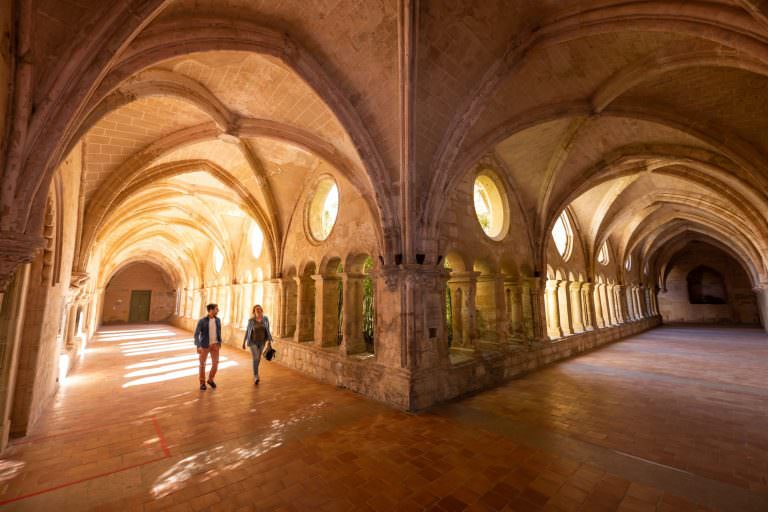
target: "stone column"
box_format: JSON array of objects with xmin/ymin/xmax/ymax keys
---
[
  {"xmin": 593, "ymin": 284, "xmax": 605, "ymax": 328},
  {"xmin": 313, "ymin": 274, "xmax": 341, "ymax": 347},
  {"xmin": 606, "ymin": 285, "xmax": 618, "ymax": 325},
  {"xmin": 569, "ymin": 281, "xmax": 585, "ymax": 333},
  {"xmin": 505, "ymin": 278, "xmax": 523, "ymax": 338},
  {"xmin": 754, "ymin": 284, "xmax": 768, "ymax": 333},
  {"xmin": 545, "ymin": 279, "xmax": 562, "ymax": 339},
  {"xmin": 581, "ymin": 282, "xmax": 595, "ymax": 331},
  {"xmin": 475, "ymin": 273, "xmax": 500, "ymax": 342},
  {"xmin": 624, "ymin": 285, "xmax": 636, "ymax": 321},
  {"xmin": 0, "ymin": 232, "xmax": 45, "ymax": 293},
  {"xmin": 340, "ymin": 272, "xmax": 366, "ymax": 355},
  {"xmin": 449, "ymin": 272, "xmax": 479, "ymax": 349},
  {"xmin": 267, "ymin": 278, "xmax": 283, "ymax": 336},
  {"xmin": 294, "ymin": 276, "xmax": 314, "ymax": 342},
  {"xmin": 64, "ymin": 301, "xmax": 79, "ymax": 349},
  {"xmin": 557, "ymin": 280, "xmax": 573, "ymax": 336},
  {"xmin": 0, "ymin": 263, "xmax": 32, "ymax": 453}
]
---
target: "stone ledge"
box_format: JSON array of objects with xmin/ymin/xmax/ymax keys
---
[{"xmin": 171, "ymin": 315, "xmax": 661, "ymax": 410}]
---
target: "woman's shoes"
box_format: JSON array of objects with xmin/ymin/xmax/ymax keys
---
[
  {"xmin": 200, "ymin": 382, "xmax": 206, "ymax": 390},
  {"xmin": 207, "ymin": 380, "xmax": 217, "ymax": 389},
  {"xmin": 254, "ymin": 378, "xmax": 260, "ymax": 386}
]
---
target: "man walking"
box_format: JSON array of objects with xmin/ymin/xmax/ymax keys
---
[{"xmin": 194, "ymin": 303, "xmax": 222, "ymax": 390}]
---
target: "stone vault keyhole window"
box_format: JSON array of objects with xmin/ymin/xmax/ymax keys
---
[
  {"xmin": 307, "ymin": 177, "xmax": 339, "ymax": 242},
  {"xmin": 597, "ymin": 241, "xmax": 610, "ymax": 266},
  {"xmin": 213, "ymin": 246, "xmax": 224, "ymax": 273},
  {"xmin": 473, "ymin": 170, "xmax": 509, "ymax": 240},
  {"xmin": 551, "ymin": 210, "xmax": 573, "ymax": 260},
  {"xmin": 249, "ymin": 221, "xmax": 264, "ymax": 259}
]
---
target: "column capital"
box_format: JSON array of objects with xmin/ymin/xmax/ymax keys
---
[{"xmin": 0, "ymin": 231, "xmax": 46, "ymax": 291}]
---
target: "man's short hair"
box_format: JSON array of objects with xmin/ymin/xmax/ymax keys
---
[{"xmin": 206, "ymin": 303, "xmax": 218, "ymax": 311}]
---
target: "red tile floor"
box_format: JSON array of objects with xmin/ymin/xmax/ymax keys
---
[{"xmin": 0, "ymin": 324, "xmax": 766, "ymax": 511}]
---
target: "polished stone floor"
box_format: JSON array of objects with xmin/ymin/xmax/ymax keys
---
[{"xmin": 1, "ymin": 324, "xmax": 766, "ymax": 511}]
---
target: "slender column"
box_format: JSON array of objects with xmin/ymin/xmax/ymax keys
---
[
  {"xmin": 582, "ymin": 282, "xmax": 595, "ymax": 330},
  {"xmin": 313, "ymin": 274, "xmax": 341, "ymax": 347},
  {"xmin": 448, "ymin": 272, "xmax": 479, "ymax": 349},
  {"xmin": 557, "ymin": 280, "xmax": 573, "ymax": 336},
  {"xmin": 545, "ymin": 279, "xmax": 562, "ymax": 339},
  {"xmin": 593, "ymin": 284, "xmax": 605, "ymax": 328},
  {"xmin": 505, "ymin": 279, "xmax": 523, "ymax": 337},
  {"xmin": 294, "ymin": 276, "xmax": 314, "ymax": 342},
  {"xmin": 493, "ymin": 274, "xmax": 507, "ymax": 342},
  {"xmin": 340, "ymin": 273, "xmax": 366, "ymax": 355},
  {"xmin": 606, "ymin": 285, "xmax": 618, "ymax": 325},
  {"xmin": 569, "ymin": 282, "xmax": 585, "ymax": 333}
]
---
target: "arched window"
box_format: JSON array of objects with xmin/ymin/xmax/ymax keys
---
[
  {"xmin": 551, "ymin": 210, "xmax": 573, "ymax": 260},
  {"xmin": 213, "ymin": 247, "xmax": 224, "ymax": 273},
  {"xmin": 597, "ymin": 241, "xmax": 610, "ymax": 266},
  {"xmin": 307, "ymin": 177, "xmax": 339, "ymax": 242},
  {"xmin": 687, "ymin": 266, "xmax": 727, "ymax": 304},
  {"xmin": 473, "ymin": 170, "xmax": 509, "ymax": 240},
  {"xmin": 249, "ymin": 221, "xmax": 264, "ymax": 259},
  {"xmin": 625, "ymin": 255, "xmax": 632, "ymax": 272}
]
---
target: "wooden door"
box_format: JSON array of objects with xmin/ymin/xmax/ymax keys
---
[{"xmin": 129, "ymin": 290, "xmax": 151, "ymax": 322}]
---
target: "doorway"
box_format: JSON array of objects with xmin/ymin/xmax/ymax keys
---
[{"xmin": 129, "ymin": 290, "xmax": 151, "ymax": 322}]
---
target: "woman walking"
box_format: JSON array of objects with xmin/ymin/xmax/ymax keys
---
[{"xmin": 243, "ymin": 304, "xmax": 273, "ymax": 385}]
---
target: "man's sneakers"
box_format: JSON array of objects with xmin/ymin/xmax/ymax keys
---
[
  {"xmin": 207, "ymin": 380, "xmax": 217, "ymax": 389},
  {"xmin": 254, "ymin": 378, "xmax": 260, "ymax": 386},
  {"xmin": 199, "ymin": 382, "xmax": 206, "ymax": 390}
]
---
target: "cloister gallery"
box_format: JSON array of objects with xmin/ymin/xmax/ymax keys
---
[{"xmin": 0, "ymin": 1, "xmax": 767, "ymax": 511}]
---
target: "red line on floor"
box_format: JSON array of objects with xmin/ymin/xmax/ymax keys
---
[
  {"xmin": 152, "ymin": 416, "xmax": 171, "ymax": 457},
  {"xmin": 0, "ymin": 418, "xmax": 172, "ymax": 506},
  {"xmin": 0, "ymin": 455, "xmax": 168, "ymax": 506}
]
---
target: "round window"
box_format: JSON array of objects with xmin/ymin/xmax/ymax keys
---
[
  {"xmin": 249, "ymin": 221, "xmax": 264, "ymax": 258},
  {"xmin": 473, "ymin": 171, "xmax": 509, "ymax": 240},
  {"xmin": 307, "ymin": 177, "xmax": 339, "ymax": 242}
]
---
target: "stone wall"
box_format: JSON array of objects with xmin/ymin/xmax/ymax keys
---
[
  {"xmin": 10, "ymin": 147, "xmax": 82, "ymax": 436},
  {"xmin": 102, "ymin": 263, "xmax": 176, "ymax": 324},
  {"xmin": 658, "ymin": 244, "xmax": 759, "ymax": 325},
  {"xmin": 255, "ymin": 315, "xmax": 659, "ymax": 411}
]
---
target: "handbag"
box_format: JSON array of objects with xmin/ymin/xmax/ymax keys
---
[{"xmin": 264, "ymin": 342, "xmax": 276, "ymax": 361}]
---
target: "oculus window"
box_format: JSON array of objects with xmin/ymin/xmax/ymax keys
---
[
  {"xmin": 308, "ymin": 177, "xmax": 339, "ymax": 242},
  {"xmin": 473, "ymin": 170, "xmax": 509, "ymax": 240}
]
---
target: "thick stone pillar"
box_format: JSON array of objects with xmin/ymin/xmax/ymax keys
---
[
  {"xmin": 0, "ymin": 264, "xmax": 31, "ymax": 452},
  {"xmin": 373, "ymin": 265, "xmax": 451, "ymax": 371},
  {"xmin": 312, "ymin": 274, "xmax": 341, "ymax": 347},
  {"xmin": 613, "ymin": 285, "xmax": 626, "ymax": 324},
  {"xmin": 545, "ymin": 279, "xmax": 562, "ymax": 339},
  {"xmin": 340, "ymin": 272, "xmax": 366, "ymax": 355},
  {"xmin": 606, "ymin": 285, "xmax": 618, "ymax": 325},
  {"xmin": 0, "ymin": 232, "xmax": 45, "ymax": 293},
  {"xmin": 569, "ymin": 282, "xmax": 585, "ymax": 333},
  {"xmin": 625, "ymin": 286, "xmax": 636, "ymax": 321},
  {"xmin": 754, "ymin": 284, "xmax": 768, "ymax": 333},
  {"xmin": 64, "ymin": 300, "xmax": 79, "ymax": 349}
]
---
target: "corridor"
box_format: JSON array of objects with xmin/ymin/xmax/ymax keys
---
[{"xmin": 0, "ymin": 325, "xmax": 766, "ymax": 511}]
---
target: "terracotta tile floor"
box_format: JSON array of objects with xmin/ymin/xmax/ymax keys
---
[{"xmin": 1, "ymin": 324, "xmax": 766, "ymax": 511}]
